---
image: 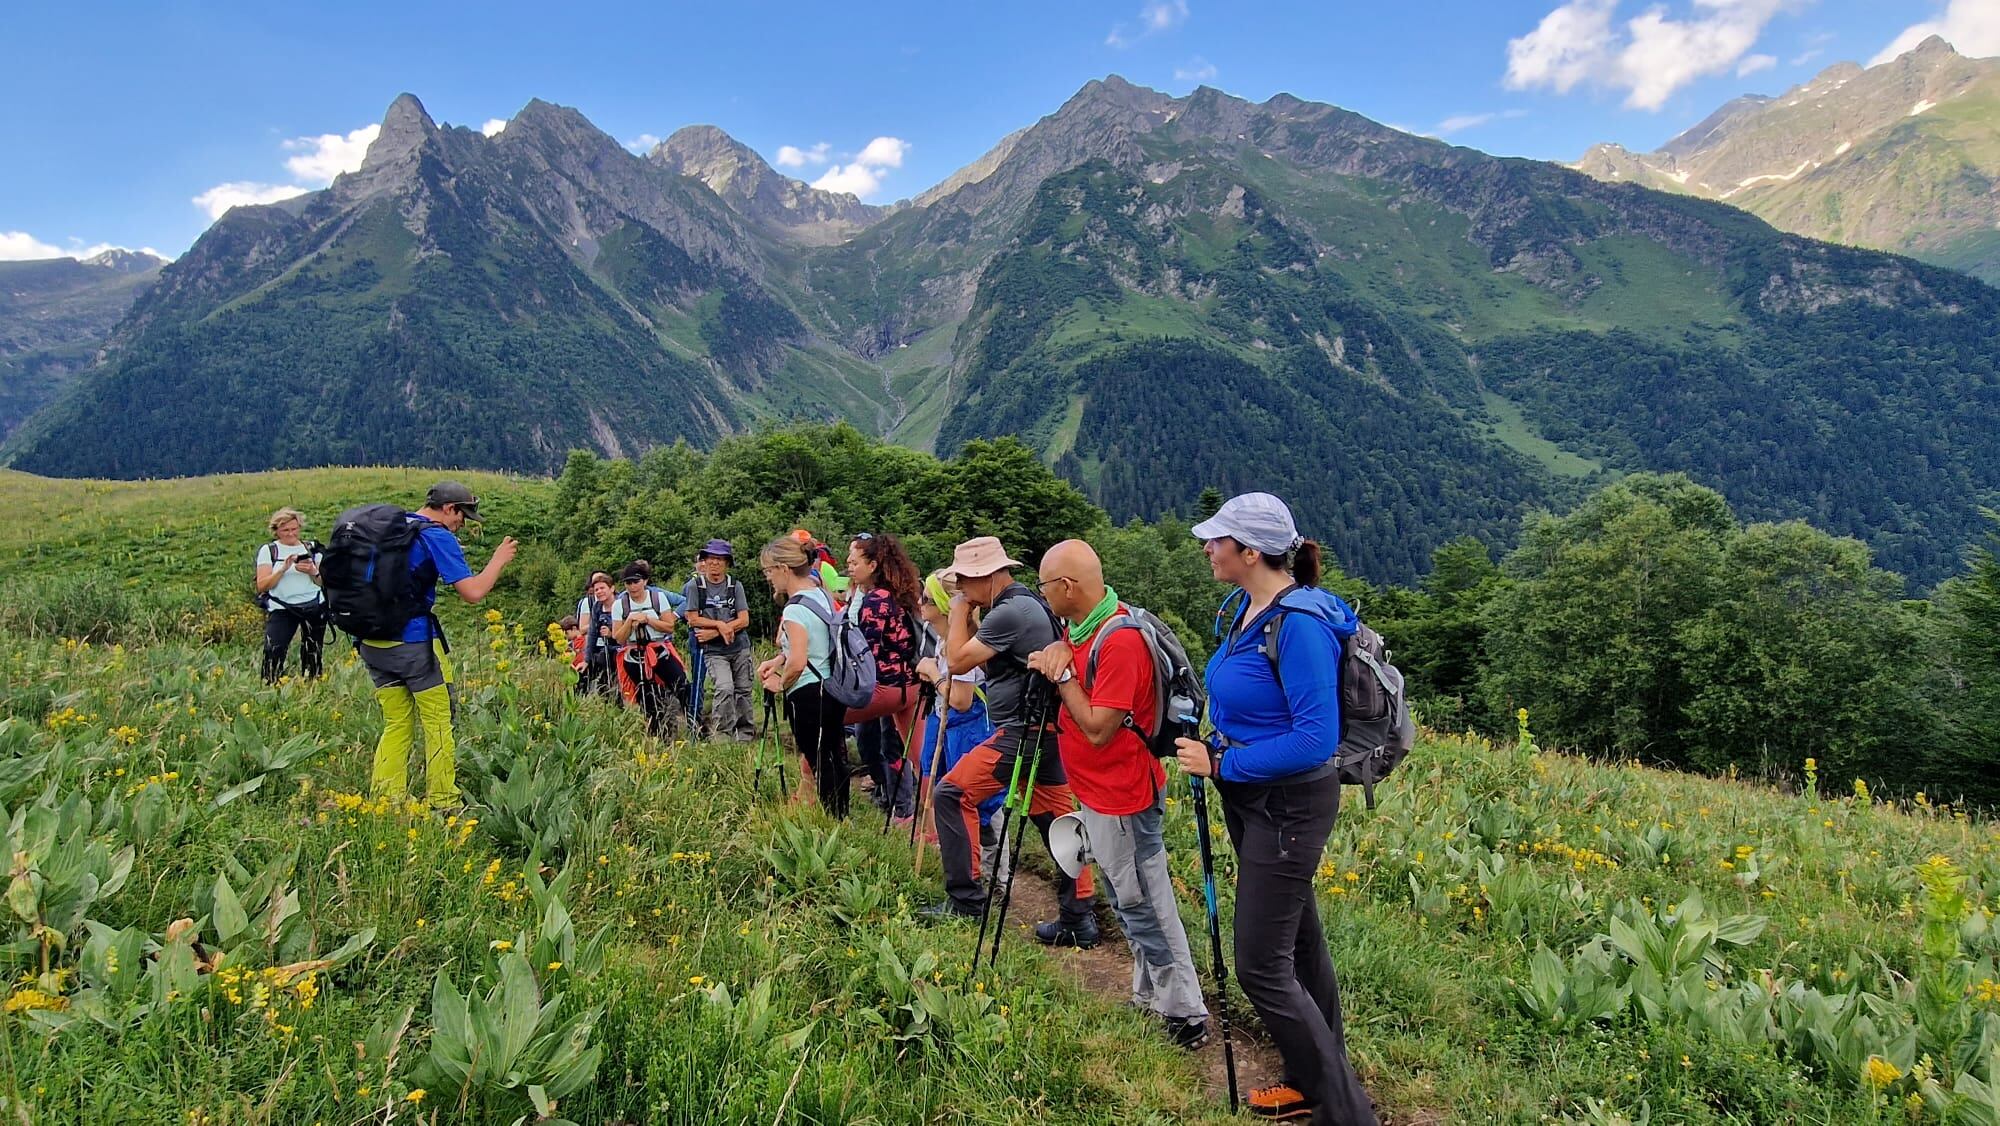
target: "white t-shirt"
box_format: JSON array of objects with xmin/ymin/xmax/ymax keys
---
[
  {"xmin": 258, "ymin": 542, "xmax": 323, "ymax": 608},
  {"xmin": 612, "ymin": 587, "xmax": 677, "ymax": 643}
]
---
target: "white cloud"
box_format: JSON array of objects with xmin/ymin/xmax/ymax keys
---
[
  {"xmin": 0, "ymin": 230, "xmax": 167, "ymax": 262},
  {"xmin": 811, "ymin": 163, "xmax": 886, "ymax": 197},
  {"xmin": 191, "ymin": 181, "xmax": 310, "ymax": 220},
  {"xmin": 1737, "ymin": 51, "xmax": 1777, "ymax": 75},
  {"xmin": 807, "ymin": 136, "xmax": 910, "ymax": 200},
  {"xmin": 854, "ymin": 136, "xmax": 908, "ymax": 169},
  {"xmin": 1108, "ymin": 0, "xmax": 1188, "ymax": 48},
  {"xmin": 281, "ymin": 124, "xmax": 381, "ymax": 184},
  {"xmin": 1505, "ymin": 0, "xmax": 1791, "ymax": 111},
  {"xmin": 775, "ymin": 142, "xmax": 831, "ymax": 168},
  {"xmin": 1174, "ymin": 56, "xmax": 1219, "ymax": 82},
  {"xmin": 1432, "ymin": 108, "xmax": 1530, "ymax": 135},
  {"xmin": 1872, "ymin": 0, "xmax": 2000, "ymax": 65},
  {"xmin": 1789, "ymin": 47, "xmax": 1823, "ymax": 65},
  {"xmin": 481, "ymin": 118, "xmax": 508, "ymax": 137},
  {"xmin": 624, "ymin": 133, "xmax": 662, "ymax": 154}
]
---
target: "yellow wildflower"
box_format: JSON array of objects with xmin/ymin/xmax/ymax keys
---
[{"xmin": 1864, "ymin": 1056, "xmax": 1903, "ymax": 1088}]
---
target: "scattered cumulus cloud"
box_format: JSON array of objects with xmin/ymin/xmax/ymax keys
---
[
  {"xmin": 1504, "ymin": 0, "xmax": 1790, "ymax": 111},
  {"xmin": 192, "ymin": 120, "xmax": 383, "ymax": 221},
  {"xmin": 1737, "ymin": 52, "xmax": 1777, "ymax": 76},
  {"xmin": 0, "ymin": 231, "xmax": 164, "ymax": 262},
  {"xmin": 281, "ymin": 124, "xmax": 381, "ymax": 182},
  {"xmin": 1431, "ymin": 108, "xmax": 1530, "ymax": 136},
  {"xmin": 808, "ymin": 136, "xmax": 911, "ymax": 200},
  {"xmin": 623, "ymin": 133, "xmax": 663, "ymax": 153},
  {"xmin": 1872, "ymin": 0, "xmax": 2000, "ymax": 65},
  {"xmin": 481, "ymin": 119, "xmax": 508, "ymax": 137},
  {"xmin": 775, "ymin": 142, "xmax": 831, "ymax": 168},
  {"xmin": 1108, "ymin": 0, "xmax": 1188, "ymax": 48},
  {"xmin": 192, "ymin": 182, "xmax": 310, "ymax": 221},
  {"xmin": 1174, "ymin": 56, "xmax": 1219, "ymax": 82}
]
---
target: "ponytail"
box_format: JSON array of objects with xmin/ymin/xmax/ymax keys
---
[{"xmin": 1256, "ymin": 537, "xmax": 1322, "ymax": 588}]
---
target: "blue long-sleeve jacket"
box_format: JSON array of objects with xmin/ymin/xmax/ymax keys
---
[{"xmin": 1206, "ymin": 586, "xmax": 1358, "ymax": 784}]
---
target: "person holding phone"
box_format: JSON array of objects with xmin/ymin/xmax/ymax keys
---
[{"xmin": 254, "ymin": 507, "xmax": 327, "ymax": 682}]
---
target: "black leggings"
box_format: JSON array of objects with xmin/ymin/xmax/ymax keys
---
[
  {"xmin": 786, "ymin": 682, "xmax": 850, "ymax": 818},
  {"xmin": 262, "ymin": 604, "xmax": 327, "ymax": 682}
]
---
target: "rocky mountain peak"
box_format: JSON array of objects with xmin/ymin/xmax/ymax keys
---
[
  {"xmin": 650, "ymin": 125, "xmax": 768, "ymax": 195},
  {"xmin": 339, "ymin": 93, "xmax": 438, "ymax": 201},
  {"xmin": 82, "ymin": 249, "xmax": 166, "ymax": 274},
  {"xmin": 647, "ymin": 123, "xmax": 883, "ymax": 244},
  {"xmin": 1907, "ymin": 34, "xmax": 1959, "ymax": 62}
]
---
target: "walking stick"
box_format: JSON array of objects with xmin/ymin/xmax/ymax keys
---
[
  {"xmin": 912, "ymin": 680, "xmax": 952, "ymax": 871},
  {"xmin": 688, "ymin": 641, "xmax": 706, "ymax": 738},
  {"xmin": 880, "ymin": 685, "xmax": 929, "ymax": 836},
  {"xmin": 752, "ymin": 686, "xmax": 773, "ymax": 798},
  {"xmin": 983, "ymin": 686, "xmax": 1053, "ymax": 973},
  {"xmin": 1186, "ymin": 722, "xmax": 1240, "ymax": 1111}
]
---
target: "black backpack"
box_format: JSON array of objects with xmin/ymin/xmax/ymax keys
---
[{"xmin": 321, "ymin": 506, "xmax": 437, "ymax": 642}]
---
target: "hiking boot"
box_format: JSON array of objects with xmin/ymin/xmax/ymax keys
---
[
  {"xmin": 1248, "ymin": 1085, "xmax": 1312, "ymax": 1120},
  {"xmin": 920, "ymin": 900, "xmax": 982, "ymax": 922},
  {"xmin": 1164, "ymin": 1016, "xmax": 1211, "ymax": 1050},
  {"xmin": 1033, "ymin": 919, "xmax": 1101, "ymax": 949}
]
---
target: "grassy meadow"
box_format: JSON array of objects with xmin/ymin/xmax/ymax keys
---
[{"xmin": 5, "ymin": 468, "xmax": 2000, "ymax": 1124}]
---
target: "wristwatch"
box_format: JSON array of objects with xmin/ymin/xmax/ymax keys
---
[{"xmin": 1056, "ymin": 668, "xmax": 1075, "ymax": 685}]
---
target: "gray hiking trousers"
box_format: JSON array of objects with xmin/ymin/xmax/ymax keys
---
[{"xmin": 1076, "ymin": 794, "xmax": 1208, "ymax": 1022}]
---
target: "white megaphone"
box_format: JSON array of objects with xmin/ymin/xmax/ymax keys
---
[{"xmin": 1049, "ymin": 811, "xmax": 1093, "ymax": 879}]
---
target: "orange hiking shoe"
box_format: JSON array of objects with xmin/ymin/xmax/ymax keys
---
[{"xmin": 1248, "ymin": 1084, "xmax": 1312, "ymax": 1120}]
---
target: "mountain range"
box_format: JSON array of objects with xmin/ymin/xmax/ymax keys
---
[
  {"xmin": 1577, "ymin": 35, "xmax": 2000, "ymax": 286},
  {"xmin": 6, "ymin": 68, "xmax": 2000, "ymax": 587},
  {"xmin": 0, "ymin": 249, "xmax": 165, "ymax": 440}
]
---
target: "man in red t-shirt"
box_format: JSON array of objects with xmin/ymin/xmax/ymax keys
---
[{"xmin": 1029, "ymin": 540, "xmax": 1210, "ymax": 1049}]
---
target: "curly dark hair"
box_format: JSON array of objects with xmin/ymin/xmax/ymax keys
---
[{"xmin": 852, "ymin": 533, "xmax": 922, "ymax": 617}]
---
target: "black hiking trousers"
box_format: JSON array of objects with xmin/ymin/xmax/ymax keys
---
[
  {"xmin": 1217, "ymin": 770, "xmax": 1378, "ymax": 1126},
  {"xmin": 261, "ymin": 602, "xmax": 327, "ymax": 683},
  {"xmin": 785, "ymin": 681, "xmax": 850, "ymax": 819}
]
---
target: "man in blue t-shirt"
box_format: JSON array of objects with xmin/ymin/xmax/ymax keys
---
[{"xmin": 359, "ymin": 481, "xmax": 516, "ymax": 807}]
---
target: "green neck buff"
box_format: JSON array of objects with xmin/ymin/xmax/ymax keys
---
[{"xmin": 1069, "ymin": 586, "xmax": 1120, "ymax": 645}]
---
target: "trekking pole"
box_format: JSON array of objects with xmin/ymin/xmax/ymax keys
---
[
  {"xmin": 984, "ymin": 687, "xmax": 1052, "ymax": 973},
  {"xmin": 752, "ymin": 686, "xmax": 773, "ymax": 798},
  {"xmin": 1185, "ymin": 719, "xmax": 1240, "ymax": 1111},
  {"xmin": 912, "ymin": 682, "xmax": 951, "ymax": 869},
  {"xmin": 882, "ymin": 685, "xmax": 929, "ymax": 837},
  {"xmin": 971, "ymin": 735, "xmax": 1031, "ymax": 981},
  {"xmin": 689, "ymin": 643, "xmax": 706, "ymax": 739}
]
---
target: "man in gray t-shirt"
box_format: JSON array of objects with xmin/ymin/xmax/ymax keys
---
[
  {"xmin": 924, "ymin": 536, "xmax": 1095, "ymax": 927},
  {"xmin": 681, "ymin": 540, "xmax": 756, "ymax": 741}
]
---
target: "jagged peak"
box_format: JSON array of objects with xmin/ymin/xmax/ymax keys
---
[
  {"xmin": 350, "ymin": 92, "xmax": 435, "ymax": 183},
  {"xmin": 1060, "ymin": 75, "xmax": 1177, "ymax": 117},
  {"xmin": 1907, "ymin": 34, "xmax": 1959, "ymax": 61},
  {"xmin": 82, "ymin": 249, "xmax": 166, "ymax": 273}
]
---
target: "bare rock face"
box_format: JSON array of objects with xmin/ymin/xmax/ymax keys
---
[{"xmin": 649, "ymin": 125, "xmax": 886, "ymax": 245}]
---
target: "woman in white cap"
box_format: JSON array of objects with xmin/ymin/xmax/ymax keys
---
[{"xmin": 1174, "ymin": 492, "xmax": 1378, "ymax": 1126}]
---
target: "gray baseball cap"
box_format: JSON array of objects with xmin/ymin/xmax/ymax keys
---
[
  {"xmin": 425, "ymin": 481, "xmax": 481, "ymax": 521},
  {"xmin": 1190, "ymin": 492, "xmax": 1302, "ymax": 556}
]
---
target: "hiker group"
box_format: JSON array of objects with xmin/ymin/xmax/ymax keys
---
[{"xmin": 263, "ymin": 482, "xmax": 1410, "ymax": 1125}]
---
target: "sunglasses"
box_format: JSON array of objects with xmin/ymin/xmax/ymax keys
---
[{"xmin": 852, "ymin": 532, "xmax": 876, "ymax": 542}]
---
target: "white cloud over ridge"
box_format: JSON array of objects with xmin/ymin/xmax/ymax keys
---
[
  {"xmin": 808, "ymin": 136, "xmax": 911, "ymax": 200},
  {"xmin": 192, "ymin": 119, "xmax": 382, "ymax": 221},
  {"xmin": 0, "ymin": 231, "xmax": 163, "ymax": 261},
  {"xmin": 1872, "ymin": 0, "xmax": 2000, "ymax": 65},
  {"xmin": 1432, "ymin": 108, "xmax": 1530, "ymax": 136},
  {"xmin": 1505, "ymin": 0, "xmax": 1789, "ymax": 111},
  {"xmin": 1738, "ymin": 52, "xmax": 1777, "ymax": 76},
  {"xmin": 775, "ymin": 142, "xmax": 831, "ymax": 168},
  {"xmin": 282, "ymin": 124, "xmax": 381, "ymax": 183},
  {"xmin": 191, "ymin": 182, "xmax": 310, "ymax": 220},
  {"xmin": 481, "ymin": 119, "xmax": 508, "ymax": 137}
]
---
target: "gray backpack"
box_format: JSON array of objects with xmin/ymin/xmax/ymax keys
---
[
  {"xmin": 1247, "ymin": 593, "xmax": 1417, "ymax": 809},
  {"xmin": 1083, "ymin": 605, "xmax": 1206, "ymax": 757},
  {"xmin": 786, "ymin": 592, "xmax": 878, "ymax": 710}
]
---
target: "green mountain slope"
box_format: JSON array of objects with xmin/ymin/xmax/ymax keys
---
[
  {"xmin": 9, "ymin": 78, "xmax": 2000, "ymax": 587},
  {"xmin": 1577, "ymin": 36, "xmax": 2000, "ymax": 285},
  {"xmin": 0, "ymin": 250, "xmax": 164, "ymax": 439}
]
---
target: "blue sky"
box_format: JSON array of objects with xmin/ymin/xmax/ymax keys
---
[{"xmin": 3, "ymin": 0, "xmax": 1989, "ymax": 259}]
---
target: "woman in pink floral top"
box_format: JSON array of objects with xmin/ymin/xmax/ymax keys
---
[{"xmin": 845, "ymin": 532, "xmax": 925, "ymax": 818}]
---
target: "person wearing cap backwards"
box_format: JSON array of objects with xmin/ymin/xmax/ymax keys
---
[
  {"xmin": 923, "ymin": 536, "xmax": 1096, "ymax": 927},
  {"xmin": 1174, "ymin": 493, "xmax": 1377, "ymax": 1125},
  {"xmin": 362, "ymin": 482, "xmax": 516, "ymax": 809},
  {"xmin": 1026, "ymin": 539, "xmax": 1212, "ymax": 1046},
  {"xmin": 682, "ymin": 540, "xmax": 756, "ymax": 742}
]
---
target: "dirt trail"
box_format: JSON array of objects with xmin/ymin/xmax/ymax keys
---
[{"xmin": 995, "ymin": 870, "xmax": 1444, "ymax": 1125}]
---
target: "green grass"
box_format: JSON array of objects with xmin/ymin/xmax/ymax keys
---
[{"xmin": 1475, "ymin": 392, "xmax": 1606, "ymax": 479}]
